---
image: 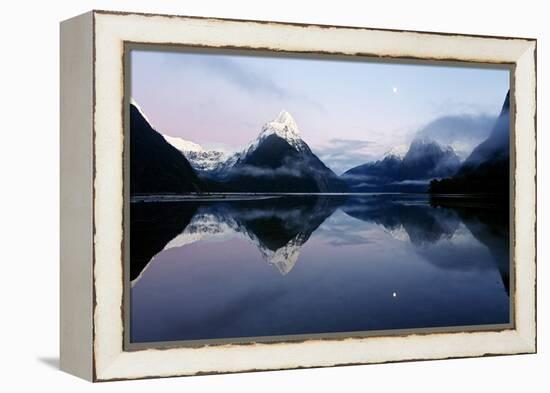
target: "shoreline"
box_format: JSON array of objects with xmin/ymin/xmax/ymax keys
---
[{"xmin": 130, "ymin": 192, "xmax": 507, "ymax": 203}]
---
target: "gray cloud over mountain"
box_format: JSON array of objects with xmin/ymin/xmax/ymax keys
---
[{"xmin": 415, "ymin": 114, "xmax": 496, "ymax": 159}]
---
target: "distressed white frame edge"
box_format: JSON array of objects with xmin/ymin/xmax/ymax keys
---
[
  {"xmin": 60, "ymin": 11, "xmax": 94, "ymax": 381},
  {"xmin": 87, "ymin": 11, "xmax": 535, "ymax": 381}
]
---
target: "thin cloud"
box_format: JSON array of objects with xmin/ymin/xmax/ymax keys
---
[
  {"xmin": 329, "ymin": 138, "xmax": 374, "ymax": 149},
  {"xmin": 312, "ymin": 138, "xmax": 378, "ymax": 175},
  {"xmin": 201, "ymin": 57, "xmax": 289, "ymax": 98},
  {"xmin": 429, "ymin": 98, "xmax": 495, "ymax": 117},
  {"xmin": 198, "ymin": 57, "xmax": 324, "ymax": 112},
  {"xmin": 389, "ymin": 180, "xmax": 431, "ymax": 186},
  {"xmin": 238, "ymin": 165, "xmax": 304, "ymax": 178}
]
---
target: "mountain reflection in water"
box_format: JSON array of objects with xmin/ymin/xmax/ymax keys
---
[{"xmin": 130, "ymin": 194, "xmax": 510, "ymax": 343}]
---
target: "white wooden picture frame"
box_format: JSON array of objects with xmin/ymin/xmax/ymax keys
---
[{"xmin": 60, "ymin": 10, "xmax": 536, "ymax": 381}]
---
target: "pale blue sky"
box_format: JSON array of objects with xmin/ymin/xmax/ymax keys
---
[{"xmin": 130, "ymin": 48, "xmax": 509, "ymax": 173}]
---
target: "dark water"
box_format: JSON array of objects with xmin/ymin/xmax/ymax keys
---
[{"xmin": 129, "ymin": 194, "xmax": 510, "ymax": 344}]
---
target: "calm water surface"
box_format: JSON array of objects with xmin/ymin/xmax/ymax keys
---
[{"xmin": 129, "ymin": 194, "xmax": 510, "ymax": 343}]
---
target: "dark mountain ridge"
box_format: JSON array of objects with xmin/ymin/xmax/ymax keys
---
[{"xmin": 130, "ymin": 103, "xmax": 204, "ymax": 194}]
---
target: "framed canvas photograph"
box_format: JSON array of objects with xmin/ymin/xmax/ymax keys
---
[{"xmin": 60, "ymin": 10, "xmax": 537, "ymax": 381}]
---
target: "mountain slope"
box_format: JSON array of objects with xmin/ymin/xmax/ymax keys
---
[
  {"xmin": 130, "ymin": 102, "xmax": 204, "ymax": 194},
  {"xmin": 429, "ymin": 91, "xmax": 510, "ymax": 194},
  {"xmin": 162, "ymin": 134, "xmax": 228, "ymax": 172}
]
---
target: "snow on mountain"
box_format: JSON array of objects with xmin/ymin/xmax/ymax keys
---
[
  {"xmin": 256, "ymin": 235, "xmax": 305, "ymax": 275},
  {"xmin": 162, "ymin": 111, "xmax": 305, "ymax": 174},
  {"xmin": 218, "ymin": 110, "xmax": 347, "ymax": 192},
  {"xmin": 163, "ymin": 211, "xmax": 240, "ymax": 250},
  {"xmin": 161, "ymin": 110, "xmax": 344, "ymax": 194},
  {"xmin": 162, "ymin": 135, "xmax": 203, "ymax": 153},
  {"xmin": 162, "ymin": 134, "xmax": 229, "ymax": 172},
  {"xmin": 129, "ymin": 98, "xmax": 228, "ymax": 173},
  {"xmin": 201, "ymin": 110, "xmax": 320, "ymax": 180},
  {"xmin": 382, "ymin": 144, "xmax": 408, "ymax": 160},
  {"xmin": 155, "ymin": 207, "xmax": 306, "ymax": 276},
  {"xmin": 257, "ymin": 110, "xmax": 305, "ymax": 152}
]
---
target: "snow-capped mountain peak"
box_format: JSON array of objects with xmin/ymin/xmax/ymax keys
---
[
  {"xmin": 273, "ymin": 110, "xmax": 299, "ymax": 131},
  {"xmin": 248, "ymin": 110, "xmax": 306, "ymax": 154},
  {"xmin": 263, "ymin": 110, "xmax": 300, "ymax": 138}
]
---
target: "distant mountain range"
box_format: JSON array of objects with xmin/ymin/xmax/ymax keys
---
[
  {"xmin": 131, "ymin": 107, "xmax": 347, "ymax": 193},
  {"xmin": 161, "ymin": 135, "xmax": 227, "ymax": 172},
  {"xmin": 341, "ymin": 137, "xmax": 461, "ymax": 192},
  {"xmin": 130, "ymin": 92, "xmax": 510, "ymax": 195}
]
